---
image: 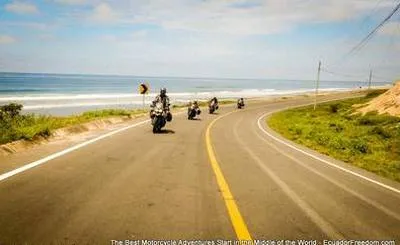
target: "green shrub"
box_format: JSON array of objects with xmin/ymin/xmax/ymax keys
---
[
  {"xmin": 388, "ymin": 140, "xmax": 400, "ymax": 155},
  {"xmin": 357, "ymin": 115, "xmax": 376, "ymax": 125},
  {"xmin": 370, "ymin": 126, "xmax": 392, "ymax": 139},
  {"xmin": 365, "ymin": 89, "xmax": 387, "ymax": 99},
  {"xmin": 81, "ymin": 109, "xmax": 131, "ymax": 118},
  {"xmin": 328, "ymin": 137, "xmax": 349, "ymax": 150},
  {"xmin": 0, "ymin": 103, "xmax": 23, "ymax": 120},
  {"xmin": 329, "ymin": 122, "xmax": 344, "ymax": 132},
  {"xmin": 315, "ymin": 133, "xmax": 330, "ymax": 146},
  {"xmin": 329, "ymin": 103, "xmax": 340, "ymax": 113},
  {"xmin": 295, "ymin": 127, "xmax": 303, "ymax": 135},
  {"xmin": 351, "ymin": 139, "xmax": 369, "ymax": 154},
  {"xmin": 358, "ymin": 113, "xmax": 400, "ymax": 126}
]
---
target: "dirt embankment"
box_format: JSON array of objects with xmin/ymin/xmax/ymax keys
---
[{"xmin": 358, "ymin": 81, "xmax": 400, "ymax": 117}]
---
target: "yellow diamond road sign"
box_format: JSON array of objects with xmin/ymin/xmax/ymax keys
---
[{"xmin": 139, "ymin": 83, "xmax": 149, "ymax": 94}]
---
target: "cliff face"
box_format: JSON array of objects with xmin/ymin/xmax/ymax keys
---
[{"xmin": 358, "ymin": 82, "xmax": 400, "ymax": 117}]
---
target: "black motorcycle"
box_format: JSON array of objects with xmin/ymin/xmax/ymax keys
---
[
  {"xmin": 237, "ymin": 99, "xmax": 245, "ymax": 109},
  {"xmin": 209, "ymin": 100, "xmax": 218, "ymax": 114},
  {"xmin": 151, "ymin": 102, "xmax": 170, "ymax": 133},
  {"xmin": 188, "ymin": 104, "xmax": 201, "ymax": 120}
]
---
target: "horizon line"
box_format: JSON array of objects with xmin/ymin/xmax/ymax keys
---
[{"xmin": 0, "ymin": 71, "xmax": 379, "ymax": 83}]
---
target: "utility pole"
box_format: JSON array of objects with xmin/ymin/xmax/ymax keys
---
[
  {"xmin": 314, "ymin": 61, "xmax": 321, "ymax": 110},
  {"xmin": 142, "ymin": 93, "xmax": 145, "ymax": 111},
  {"xmin": 368, "ymin": 69, "xmax": 372, "ymax": 90}
]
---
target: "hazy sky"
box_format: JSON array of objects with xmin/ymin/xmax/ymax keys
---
[{"xmin": 0, "ymin": 0, "xmax": 399, "ymax": 81}]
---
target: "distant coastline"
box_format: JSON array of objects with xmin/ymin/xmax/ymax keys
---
[{"xmin": 0, "ymin": 72, "xmax": 392, "ymax": 116}]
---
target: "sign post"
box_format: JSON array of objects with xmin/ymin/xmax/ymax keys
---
[
  {"xmin": 314, "ymin": 61, "xmax": 321, "ymax": 110},
  {"xmin": 138, "ymin": 83, "xmax": 149, "ymax": 111}
]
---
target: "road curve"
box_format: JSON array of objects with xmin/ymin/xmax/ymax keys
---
[{"xmin": 0, "ymin": 93, "xmax": 399, "ymax": 244}]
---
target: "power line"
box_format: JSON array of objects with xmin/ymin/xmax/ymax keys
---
[
  {"xmin": 345, "ymin": 0, "xmax": 400, "ymax": 58},
  {"xmin": 321, "ymin": 67, "xmax": 392, "ymax": 82},
  {"xmin": 321, "ymin": 68, "xmax": 365, "ymax": 79},
  {"xmin": 358, "ymin": 0, "xmax": 388, "ymax": 30},
  {"xmin": 323, "ymin": 1, "xmax": 400, "ymax": 81},
  {"xmin": 326, "ymin": 1, "xmax": 400, "ymax": 70},
  {"xmin": 374, "ymin": 15, "xmax": 399, "ymax": 69}
]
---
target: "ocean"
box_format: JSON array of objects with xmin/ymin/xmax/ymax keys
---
[{"xmin": 0, "ymin": 72, "xmax": 388, "ymax": 115}]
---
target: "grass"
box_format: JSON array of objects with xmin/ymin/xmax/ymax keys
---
[
  {"xmin": 267, "ymin": 90, "xmax": 400, "ymax": 182},
  {"xmin": 0, "ymin": 108, "xmax": 146, "ymax": 145},
  {"xmin": 171, "ymin": 99, "xmax": 237, "ymax": 108}
]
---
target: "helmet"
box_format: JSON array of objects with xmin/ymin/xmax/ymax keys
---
[
  {"xmin": 160, "ymin": 88, "xmax": 167, "ymax": 96},
  {"xmin": 193, "ymin": 100, "xmax": 198, "ymax": 104}
]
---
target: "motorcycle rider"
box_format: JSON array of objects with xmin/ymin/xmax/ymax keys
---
[
  {"xmin": 209, "ymin": 97, "xmax": 219, "ymax": 109},
  {"xmin": 191, "ymin": 100, "xmax": 200, "ymax": 110},
  {"xmin": 188, "ymin": 100, "xmax": 201, "ymax": 119},
  {"xmin": 150, "ymin": 87, "xmax": 172, "ymax": 121},
  {"xmin": 238, "ymin": 98, "xmax": 245, "ymax": 106}
]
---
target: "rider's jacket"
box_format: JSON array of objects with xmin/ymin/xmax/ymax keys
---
[{"xmin": 151, "ymin": 95, "xmax": 170, "ymax": 111}]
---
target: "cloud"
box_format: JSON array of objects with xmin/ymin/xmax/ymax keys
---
[
  {"xmin": 228, "ymin": 2, "xmax": 262, "ymax": 9},
  {"xmin": 96, "ymin": 32, "xmax": 146, "ymax": 44},
  {"xmin": 4, "ymin": 1, "xmax": 39, "ymax": 14},
  {"xmin": 378, "ymin": 22, "xmax": 400, "ymax": 36},
  {"xmin": 89, "ymin": 3, "xmax": 117, "ymax": 23},
  {"xmin": 39, "ymin": 34, "xmax": 56, "ymax": 41},
  {"xmin": 54, "ymin": 0, "xmax": 87, "ymax": 5},
  {"xmin": 0, "ymin": 21, "xmax": 50, "ymax": 30},
  {"xmin": 131, "ymin": 30, "xmax": 147, "ymax": 38},
  {"xmin": 99, "ymin": 34, "xmax": 118, "ymax": 42},
  {"xmin": 124, "ymin": 0, "xmax": 396, "ymax": 35},
  {"xmin": 0, "ymin": 35, "xmax": 16, "ymax": 44},
  {"xmin": 50, "ymin": 0, "xmax": 397, "ymax": 34},
  {"xmin": 1, "ymin": 0, "xmax": 398, "ymax": 79}
]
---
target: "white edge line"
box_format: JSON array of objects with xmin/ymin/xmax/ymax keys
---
[
  {"xmin": 0, "ymin": 110, "xmax": 190, "ymax": 182},
  {"xmin": 0, "ymin": 119, "xmax": 152, "ymax": 182},
  {"xmin": 257, "ymin": 109, "xmax": 400, "ymax": 195}
]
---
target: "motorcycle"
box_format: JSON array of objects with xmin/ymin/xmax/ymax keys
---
[
  {"xmin": 151, "ymin": 102, "xmax": 167, "ymax": 133},
  {"xmin": 209, "ymin": 100, "xmax": 218, "ymax": 114},
  {"xmin": 187, "ymin": 104, "xmax": 201, "ymax": 120},
  {"xmin": 237, "ymin": 99, "xmax": 245, "ymax": 109}
]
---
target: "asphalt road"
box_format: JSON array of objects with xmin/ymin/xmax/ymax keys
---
[{"xmin": 0, "ymin": 93, "xmax": 399, "ymax": 244}]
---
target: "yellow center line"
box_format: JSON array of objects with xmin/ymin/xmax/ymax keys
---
[{"xmin": 205, "ymin": 112, "xmax": 253, "ymax": 241}]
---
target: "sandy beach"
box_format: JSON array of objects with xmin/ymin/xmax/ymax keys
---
[{"xmin": 2, "ymin": 72, "xmax": 392, "ymax": 116}]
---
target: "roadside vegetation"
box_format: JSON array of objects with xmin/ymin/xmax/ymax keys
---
[
  {"xmin": 0, "ymin": 103, "xmax": 146, "ymax": 145},
  {"xmin": 172, "ymin": 99, "xmax": 236, "ymax": 108},
  {"xmin": 268, "ymin": 89, "xmax": 400, "ymax": 182},
  {"xmin": 0, "ymin": 99, "xmax": 237, "ymax": 145}
]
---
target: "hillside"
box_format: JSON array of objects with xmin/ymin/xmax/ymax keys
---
[{"xmin": 358, "ymin": 82, "xmax": 400, "ymax": 116}]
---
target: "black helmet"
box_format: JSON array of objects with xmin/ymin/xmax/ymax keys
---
[{"xmin": 160, "ymin": 88, "xmax": 167, "ymax": 96}]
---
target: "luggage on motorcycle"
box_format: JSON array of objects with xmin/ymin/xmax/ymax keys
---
[{"xmin": 166, "ymin": 112, "xmax": 172, "ymax": 122}]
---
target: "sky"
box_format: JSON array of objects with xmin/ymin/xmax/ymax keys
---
[{"xmin": 0, "ymin": 0, "xmax": 399, "ymax": 81}]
